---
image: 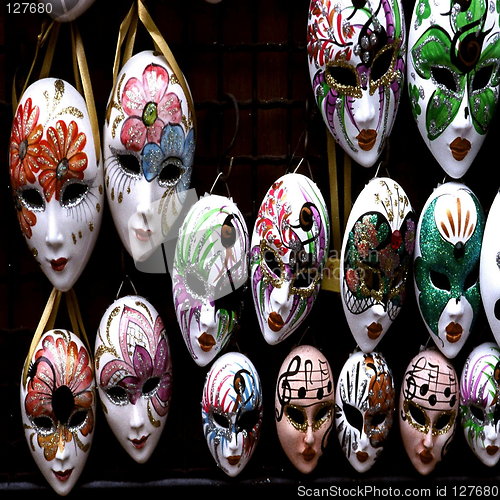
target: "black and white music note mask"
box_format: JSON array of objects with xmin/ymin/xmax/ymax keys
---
[
  {"xmin": 275, "ymin": 345, "xmax": 335, "ymax": 474},
  {"xmin": 335, "ymin": 350, "xmax": 395, "ymax": 473},
  {"xmin": 399, "ymin": 349, "xmax": 459, "ymax": 475}
]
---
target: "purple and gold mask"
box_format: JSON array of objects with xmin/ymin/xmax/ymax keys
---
[
  {"xmin": 307, "ymin": 0, "xmax": 406, "ymax": 167},
  {"xmin": 250, "ymin": 173, "xmax": 330, "ymax": 345}
]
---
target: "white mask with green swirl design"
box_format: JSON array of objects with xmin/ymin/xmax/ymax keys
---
[
  {"xmin": 407, "ymin": 0, "xmax": 500, "ymax": 179},
  {"xmin": 172, "ymin": 194, "xmax": 249, "ymax": 366}
]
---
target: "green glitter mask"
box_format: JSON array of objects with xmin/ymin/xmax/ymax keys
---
[{"xmin": 414, "ymin": 185, "xmax": 484, "ymax": 351}]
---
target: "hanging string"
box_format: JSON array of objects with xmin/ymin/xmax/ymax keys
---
[{"xmin": 22, "ymin": 287, "xmax": 63, "ymax": 385}]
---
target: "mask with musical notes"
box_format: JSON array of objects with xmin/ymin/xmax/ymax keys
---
[
  {"xmin": 340, "ymin": 177, "xmax": 415, "ymax": 352},
  {"xmin": 414, "ymin": 182, "xmax": 484, "ymax": 359},
  {"xmin": 399, "ymin": 348, "xmax": 459, "ymax": 475},
  {"xmin": 250, "ymin": 173, "xmax": 330, "ymax": 345},
  {"xmin": 460, "ymin": 342, "xmax": 500, "ymax": 467},
  {"xmin": 172, "ymin": 194, "xmax": 249, "ymax": 367},
  {"xmin": 335, "ymin": 350, "xmax": 395, "ymax": 473},
  {"xmin": 275, "ymin": 345, "xmax": 335, "ymax": 474},
  {"xmin": 201, "ymin": 352, "xmax": 263, "ymax": 477},
  {"xmin": 407, "ymin": 0, "xmax": 500, "ymax": 179},
  {"xmin": 94, "ymin": 295, "xmax": 173, "ymax": 463},
  {"xmin": 20, "ymin": 330, "xmax": 96, "ymax": 496},
  {"xmin": 306, "ymin": 0, "xmax": 406, "ymax": 168}
]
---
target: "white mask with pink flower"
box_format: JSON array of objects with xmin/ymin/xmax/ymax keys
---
[
  {"xmin": 94, "ymin": 295, "xmax": 173, "ymax": 463},
  {"xmin": 103, "ymin": 50, "xmax": 196, "ymax": 263},
  {"xmin": 9, "ymin": 78, "xmax": 104, "ymax": 292}
]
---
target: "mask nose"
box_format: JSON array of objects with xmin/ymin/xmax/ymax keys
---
[
  {"xmin": 135, "ymin": 179, "xmax": 155, "ymax": 219},
  {"xmin": 45, "ymin": 207, "xmax": 64, "ymax": 248},
  {"xmin": 451, "ymin": 94, "xmax": 473, "ymax": 135},
  {"xmin": 130, "ymin": 399, "xmax": 146, "ymax": 431},
  {"xmin": 54, "ymin": 431, "xmax": 71, "ymax": 463},
  {"xmin": 355, "ymin": 93, "xmax": 376, "ymax": 127}
]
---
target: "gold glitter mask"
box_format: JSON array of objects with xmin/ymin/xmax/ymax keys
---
[{"xmin": 403, "ymin": 399, "xmax": 456, "ymax": 436}]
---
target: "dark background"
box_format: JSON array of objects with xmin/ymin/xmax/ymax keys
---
[{"xmin": 0, "ymin": 0, "xmax": 499, "ymax": 497}]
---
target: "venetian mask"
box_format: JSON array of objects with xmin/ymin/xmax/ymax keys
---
[
  {"xmin": 479, "ymin": 189, "xmax": 500, "ymax": 346},
  {"xmin": 340, "ymin": 177, "xmax": 415, "ymax": 352},
  {"xmin": 103, "ymin": 49, "xmax": 196, "ymax": 263},
  {"xmin": 399, "ymin": 348, "xmax": 459, "ymax": 475},
  {"xmin": 94, "ymin": 295, "xmax": 172, "ymax": 463},
  {"xmin": 37, "ymin": 0, "xmax": 96, "ymax": 21},
  {"xmin": 201, "ymin": 352, "xmax": 263, "ymax": 477},
  {"xmin": 413, "ymin": 182, "xmax": 484, "ymax": 359},
  {"xmin": 407, "ymin": 0, "xmax": 500, "ymax": 179},
  {"xmin": 307, "ymin": 0, "xmax": 406, "ymax": 168},
  {"xmin": 460, "ymin": 342, "xmax": 500, "ymax": 466},
  {"xmin": 275, "ymin": 345, "xmax": 335, "ymax": 474},
  {"xmin": 335, "ymin": 350, "xmax": 395, "ymax": 473},
  {"xmin": 9, "ymin": 78, "xmax": 103, "ymax": 292},
  {"xmin": 172, "ymin": 194, "xmax": 249, "ymax": 367},
  {"xmin": 250, "ymin": 173, "xmax": 330, "ymax": 345},
  {"xmin": 20, "ymin": 329, "xmax": 95, "ymax": 496}
]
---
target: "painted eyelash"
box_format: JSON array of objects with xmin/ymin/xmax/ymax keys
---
[
  {"xmin": 64, "ymin": 186, "xmax": 97, "ymax": 223},
  {"xmin": 105, "ymin": 149, "xmax": 138, "ymax": 195}
]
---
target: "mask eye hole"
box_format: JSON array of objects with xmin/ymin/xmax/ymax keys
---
[
  {"xmin": 470, "ymin": 404, "xmax": 485, "ymax": 422},
  {"xmin": 494, "ymin": 299, "xmax": 500, "ymax": 320},
  {"xmin": 158, "ymin": 158, "xmax": 183, "ymax": 187},
  {"xmin": 472, "ymin": 64, "xmax": 493, "ymax": 92},
  {"xmin": 326, "ymin": 64, "xmax": 358, "ymax": 88},
  {"xmin": 434, "ymin": 411, "xmax": 452, "ymax": 431},
  {"xmin": 343, "ymin": 402, "xmax": 364, "ymax": 433},
  {"xmin": 430, "ymin": 269, "xmax": 451, "ymax": 291},
  {"xmin": 464, "ymin": 263, "xmax": 479, "ymax": 290},
  {"xmin": 212, "ymin": 412, "xmax": 230, "ymax": 429},
  {"xmin": 117, "ymin": 153, "xmax": 141, "ymax": 176},
  {"xmin": 408, "ymin": 401, "xmax": 427, "ymax": 426},
  {"xmin": 142, "ymin": 377, "xmax": 160, "ymax": 396},
  {"xmin": 493, "ymin": 404, "xmax": 500, "ymax": 424},
  {"xmin": 68, "ymin": 409, "xmax": 88, "ymax": 430},
  {"xmin": 293, "ymin": 269, "xmax": 317, "ymax": 289},
  {"xmin": 19, "ymin": 187, "xmax": 45, "ymax": 211},
  {"xmin": 313, "ymin": 402, "xmax": 333, "ymax": 425},
  {"xmin": 285, "ymin": 405, "xmax": 306, "ymax": 426},
  {"xmin": 61, "ymin": 182, "xmax": 88, "ymax": 207},
  {"xmin": 105, "ymin": 385, "xmax": 129, "ymax": 405},
  {"xmin": 431, "ymin": 66, "xmax": 458, "ymax": 93},
  {"xmin": 221, "ymin": 215, "xmax": 236, "ymax": 249},
  {"xmin": 237, "ymin": 409, "xmax": 260, "ymax": 432},
  {"xmin": 264, "ymin": 250, "xmax": 282, "ymax": 279},
  {"xmin": 32, "ymin": 416, "xmax": 55, "ymax": 433},
  {"xmin": 370, "ymin": 411, "xmax": 387, "ymax": 427},
  {"xmin": 371, "ymin": 47, "xmax": 394, "ymax": 83}
]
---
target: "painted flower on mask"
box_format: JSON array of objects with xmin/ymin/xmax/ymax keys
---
[
  {"xmin": 13, "ymin": 195, "xmax": 37, "ymax": 239},
  {"xmin": 9, "ymin": 97, "xmax": 43, "ymax": 188},
  {"xmin": 142, "ymin": 123, "xmax": 195, "ymax": 183},
  {"xmin": 24, "ymin": 333, "xmax": 94, "ymax": 461},
  {"xmin": 99, "ymin": 305, "xmax": 172, "ymax": 417},
  {"xmin": 120, "ymin": 63, "xmax": 182, "ymax": 152},
  {"xmin": 37, "ymin": 120, "xmax": 88, "ymax": 201}
]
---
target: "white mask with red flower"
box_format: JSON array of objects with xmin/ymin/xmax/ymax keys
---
[
  {"xmin": 20, "ymin": 329, "xmax": 96, "ymax": 496},
  {"xmin": 94, "ymin": 295, "xmax": 173, "ymax": 463},
  {"xmin": 103, "ymin": 50, "xmax": 196, "ymax": 263},
  {"xmin": 340, "ymin": 177, "xmax": 415, "ymax": 352},
  {"xmin": 9, "ymin": 78, "xmax": 103, "ymax": 292}
]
